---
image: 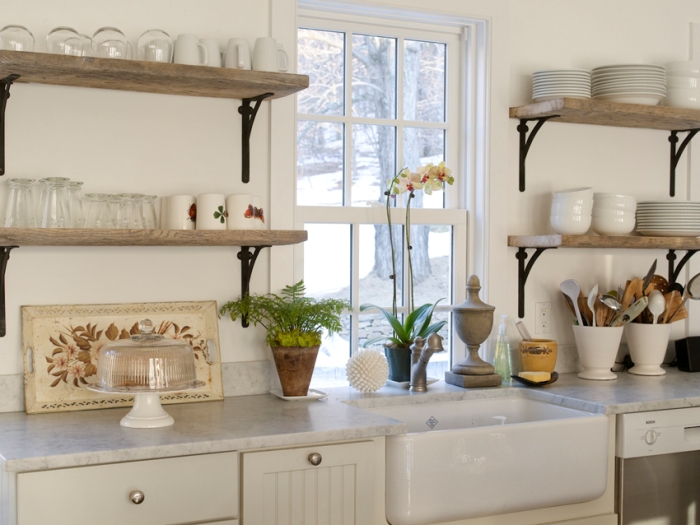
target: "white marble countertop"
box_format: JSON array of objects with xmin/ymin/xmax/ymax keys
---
[
  {"xmin": 0, "ymin": 393, "xmax": 405, "ymax": 473},
  {"xmin": 331, "ymin": 366, "xmax": 700, "ymax": 415},
  {"xmin": 3, "ymin": 366, "xmax": 700, "ymax": 473}
]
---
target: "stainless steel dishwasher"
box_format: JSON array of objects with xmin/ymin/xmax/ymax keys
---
[{"xmin": 616, "ymin": 406, "xmax": 700, "ymax": 524}]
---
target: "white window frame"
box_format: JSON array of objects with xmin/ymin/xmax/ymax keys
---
[
  {"xmin": 270, "ymin": 0, "xmax": 493, "ymax": 368},
  {"xmin": 294, "ymin": 11, "xmax": 467, "ymax": 362}
]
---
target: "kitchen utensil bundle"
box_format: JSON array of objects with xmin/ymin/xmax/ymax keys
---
[
  {"xmin": 591, "ymin": 193, "xmax": 636, "ymax": 235},
  {"xmin": 550, "ymin": 187, "xmax": 592, "ymax": 235},
  {"xmin": 531, "ymin": 69, "xmax": 591, "ymax": 102},
  {"xmin": 591, "ymin": 64, "xmax": 666, "ymax": 105},
  {"xmin": 636, "ymin": 201, "xmax": 700, "ymax": 237},
  {"xmin": 664, "ymin": 61, "xmax": 700, "ymax": 109}
]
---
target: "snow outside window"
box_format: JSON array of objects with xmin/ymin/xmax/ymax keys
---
[{"xmin": 296, "ymin": 15, "xmax": 467, "ymax": 388}]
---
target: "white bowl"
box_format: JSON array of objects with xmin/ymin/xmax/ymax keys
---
[
  {"xmin": 665, "ymin": 88, "xmax": 700, "ymax": 109},
  {"xmin": 666, "ymin": 76, "xmax": 700, "ymax": 88},
  {"xmin": 592, "ymin": 208, "xmax": 635, "ymax": 218},
  {"xmin": 591, "ymin": 216, "xmax": 635, "ymax": 235},
  {"xmin": 551, "ymin": 202, "xmax": 592, "ymax": 215},
  {"xmin": 593, "ymin": 193, "xmax": 636, "ymax": 200},
  {"xmin": 572, "ymin": 325, "xmax": 622, "ymax": 381},
  {"xmin": 550, "ymin": 214, "xmax": 591, "ymax": 235},
  {"xmin": 625, "ymin": 323, "xmax": 671, "ymax": 376},
  {"xmin": 592, "ymin": 199, "xmax": 637, "ymax": 211},
  {"xmin": 552, "ymin": 187, "xmax": 593, "ymax": 199},
  {"xmin": 665, "ymin": 61, "xmax": 700, "ymax": 74}
]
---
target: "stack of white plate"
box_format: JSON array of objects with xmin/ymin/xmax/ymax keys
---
[
  {"xmin": 636, "ymin": 202, "xmax": 700, "ymax": 237},
  {"xmin": 532, "ymin": 69, "xmax": 591, "ymax": 102},
  {"xmin": 592, "ymin": 64, "xmax": 666, "ymax": 105}
]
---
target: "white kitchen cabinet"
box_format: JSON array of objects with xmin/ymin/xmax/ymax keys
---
[
  {"xmin": 241, "ymin": 441, "xmax": 376, "ymax": 525},
  {"xmin": 16, "ymin": 452, "xmax": 239, "ymax": 525}
]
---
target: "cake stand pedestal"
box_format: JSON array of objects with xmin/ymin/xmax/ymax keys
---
[{"xmin": 121, "ymin": 392, "xmax": 175, "ymax": 428}]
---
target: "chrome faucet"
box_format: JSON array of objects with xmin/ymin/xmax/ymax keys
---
[{"xmin": 410, "ymin": 333, "xmax": 445, "ymax": 392}]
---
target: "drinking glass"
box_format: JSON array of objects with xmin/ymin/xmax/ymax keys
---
[
  {"xmin": 46, "ymin": 27, "xmax": 83, "ymax": 56},
  {"xmin": 142, "ymin": 195, "xmax": 158, "ymax": 229},
  {"xmin": 67, "ymin": 181, "xmax": 84, "ymax": 228},
  {"xmin": 108, "ymin": 194, "xmax": 122, "ymax": 228},
  {"xmin": 93, "ymin": 27, "xmax": 132, "ymax": 59},
  {"xmin": 80, "ymin": 34, "xmax": 94, "ymax": 57},
  {"xmin": 4, "ymin": 178, "xmax": 36, "ymax": 228},
  {"xmin": 84, "ymin": 194, "xmax": 114, "ymax": 229},
  {"xmin": 117, "ymin": 193, "xmax": 146, "ymax": 229},
  {"xmin": 37, "ymin": 177, "xmax": 71, "ymax": 228},
  {"xmin": 137, "ymin": 29, "xmax": 173, "ymax": 63},
  {"xmin": 0, "ymin": 25, "xmax": 34, "ymax": 52}
]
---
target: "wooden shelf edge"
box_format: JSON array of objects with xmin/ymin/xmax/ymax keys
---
[
  {"xmin": 509, "ymin": 234, "xmax": 700, "ymax": 250},
  {"xmin": 509, "ymin": 97, "xmax": 700, "ymax": 131},
  {"xmin": 0, "ymin": 228, "xmax": 308, "ymax": 247},
  {"xmin": 0, "ymin": 50, "xmax": 309, "ymax": 100}
]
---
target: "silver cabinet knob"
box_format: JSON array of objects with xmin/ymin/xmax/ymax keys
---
[
  {"xmin": 130, "ymin": 490, "xmax": 145, "ymax": 504},
  {"xmin": 308, "ymin": 452, "xmax": 322, "ymax": 466}
]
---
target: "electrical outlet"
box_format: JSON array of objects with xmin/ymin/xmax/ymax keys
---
[{"xmin": 536, "ymin": 302, "xmax": 551, "ymax": 334}]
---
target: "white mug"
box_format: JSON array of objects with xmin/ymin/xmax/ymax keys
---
[
  {"xmin": 224, "ymin": 38, "xmax": 251, "ymax": 70},
  {"xmin": 200, "ymin": 38, "xmax": 222, "ymax": 68},
  {"xmin": 165, "ymin": 195, "xmax": 196, "ymax": 230},
  {"xmin": 197, "ymin": 194, "xmax": 227, "ymax": 230},
  {"xmin": 226, "ymin": 194, "xmax": 264, "ymax": 230},
  {"xmin": 253, "ymin": 37, "xmax": 288, "ymax": 72},
  {"xmin": 174, "ymin": 34, "xmax": 208, "ymax": 66}
]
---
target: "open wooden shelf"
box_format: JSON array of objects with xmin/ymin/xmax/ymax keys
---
[
  {"xmin": 0, "ymin": 228, "xmax": 307, "ymax": 247},
  {"xmin": 0, "ymin": 50, "xmax": 309, "ymax": 100},
  {"xmin": 509, "ymin": 97, "xmax": 700, "ymax": 131},
  {"xmin": 508, "ymin": 234, "xmax": 700, "ymax": 250}
]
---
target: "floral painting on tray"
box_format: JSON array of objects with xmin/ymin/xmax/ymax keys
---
[{"xmin": 22, "ymin": 301, "xmax": 223, "ymax": 414}]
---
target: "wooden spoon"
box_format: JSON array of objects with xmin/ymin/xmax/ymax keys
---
[{"xmin": 578, "ymin": 294, "xmax": 593, "ymax": 327}]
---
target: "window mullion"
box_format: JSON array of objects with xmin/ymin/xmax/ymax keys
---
[
  {"xmin": 351, "ymin": 223, "xmax": 361, "ymax": 350},
  {"xmin": 396, "ymin": 35, "xmax": 404, "ymax": 173},
  {"xmin": 345, "ymin": 31, "xmax": 353, "ymax": 207}
]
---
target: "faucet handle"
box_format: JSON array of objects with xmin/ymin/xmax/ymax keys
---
[{"xmin": 427, "ymin": 333, "xmax": 445, "ymax": 353}]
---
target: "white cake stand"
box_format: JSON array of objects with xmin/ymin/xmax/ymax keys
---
[{"xmin": 88, "ymin": 380, "xmax": 204, "ymax": 429}]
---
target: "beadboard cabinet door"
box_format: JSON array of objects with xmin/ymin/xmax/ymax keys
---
[{"xmin": 241, "ymin": 441, "xmax": 375, "ymax": 525}]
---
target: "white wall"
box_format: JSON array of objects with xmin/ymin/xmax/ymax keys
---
[
  {"xmin": 0, "ymin": 0, "xmax": 274, "ymax": 375},
  {"xmin": 506, "ymin": 0, "xmax": 700, "ymax": 350}
]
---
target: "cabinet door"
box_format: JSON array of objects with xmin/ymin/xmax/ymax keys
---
[{"xmin": 242, "ymin": 441, "xmax": 375, "ymax": 525}]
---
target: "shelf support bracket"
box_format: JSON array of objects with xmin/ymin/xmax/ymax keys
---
[
  {"xmin": 239, "ymin": 93, "xmax": 274, "ymax": 184},
  {"xmin": 0, "ymin": 246, "xmax": 17, "ymax": 337},
  {"xmin": 669, "ymin": 129, "xmax": 700, "ymax": 197},
  {"xmin": 667, "ymin": 249, "xmax": 699, "ymax": 289},
  {"xmin": 516, "ymin": 247, "xmax": 555, "ymax": 318},
  {"xmin": 517, "ymin": 116, "xmax": 558, "ymax": 192},
  {"xmin": 237, "ymin": 245, "xmax": 270, "ymax": 327},
  {"xmin": 0, "ymin": 75, "xmax": 20, "ymax": 177}
]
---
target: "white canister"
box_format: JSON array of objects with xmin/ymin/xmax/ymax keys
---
[
  {"xmin": 165, "ymin": 195, "xmax": 196, "ymax": 230},
  {"xmin": 572, "ymin": 325, "xmax": 623, "ymax": 381},
  {"xmin": 226, "ymin": 194, "xmax": 264, "ymax": 230},
  {"xmin": 625, "ymin": 323, "xmax": 671, "ymax": 376},
  {"xmin": 197, "ymin": 193, "xmax": 227, "ymax": 230}
]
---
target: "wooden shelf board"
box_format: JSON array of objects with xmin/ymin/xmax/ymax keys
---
[
  {"xmin": 509, "ymin": 98, "xmax": 700, "ymax": 131},
  {"xmin": 508, "ymin": 234, "xmax": 700, "ymax": 250},
  {"xmin": 0, "ymin": 50, "xmax": 309, "ymax": 100},
  {"xmin": 0, "ymin": 228, "xmax": 307, "ymax": 247}
]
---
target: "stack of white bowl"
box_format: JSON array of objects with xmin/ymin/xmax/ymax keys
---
[
  {"xmin": 591, "ymin": 64, "xmax": 666, "ymax": 105},
  {"xmin": 665, "ymin": 61, "xmax": 700, "ymax": 109},
  {"xmin": 532, "ymin": 69, "xmax": 591, "ymax": 102},
  {"xmin": 591, "ymin": 193, "xmax": 636, "ymax": 235},
  {"xmin": 550, "ymin": 188, "xmax": 592, "ymax": 235},
  {"xmin": 636, "ymin": 202, "xmax": 700, "ymax": 237}
]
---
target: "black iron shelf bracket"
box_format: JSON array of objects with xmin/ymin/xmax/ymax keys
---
[
  {"xmin": 0, "ymin": 75, "xmax": 20, "ymax": 177},
  {"xmin": 667, "ymin": 249, "xmax": 699, "ymax": 289},
  {"xmin": 516, "ymin": 247, "xmax": 555, "ymax": 318},
  {"xmin": 669, "ymin": 129, "xmax": 700, "ymax": 197},
  {"xmin": 0, "ymin": 246, "xmax": 17, "ymax": 337},
  {"xmin": 238, "ymin": 92, "xmax": 274, "ymax": 184},
  {"xmin": 517, "ymin": 116, "xmax": 559, "ymax": 192},
  {"xmin": 237, "ymin": 245, "xmax": 270, "ymax": 327}
]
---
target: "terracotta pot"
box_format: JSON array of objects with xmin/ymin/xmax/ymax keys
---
[
  {"xmin": 385, "ymin": 346, "xmax": 411, "ymax": 382},
  {"xmin": 271, "ymin": 345, "xmax": 320, "ymax": 396}
]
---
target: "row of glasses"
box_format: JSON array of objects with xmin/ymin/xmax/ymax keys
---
[
  {"xmin": 4, "ymin": 177, "xmax": 82, "ymax": 228},
  {"xmin": 84, "ymin": 193, "xmax": 158, "ymax": 229}
]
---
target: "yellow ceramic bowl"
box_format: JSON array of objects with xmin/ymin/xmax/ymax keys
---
[{"xmin": 518, "ymin": 339, "xmax": 558, "ymax": 373}]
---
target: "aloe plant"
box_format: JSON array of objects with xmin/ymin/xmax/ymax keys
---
[{"xmin": 361, "ymin": 299, "xmax": 446, "ymax": 348}]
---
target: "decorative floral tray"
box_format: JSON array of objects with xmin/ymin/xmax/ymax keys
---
[{"xmin": 22, "ymin": 301, "xmax": 223, "ymax": 414}]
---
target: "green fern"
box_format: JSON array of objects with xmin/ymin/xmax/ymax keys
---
[{"xmin": 219, "ymin": 280, "xmax": 349, "ymax": 348}]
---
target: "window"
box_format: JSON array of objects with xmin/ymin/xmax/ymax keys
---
[{"xmin": 295, "ymin": 12, "xmax": 467, "ymax": 387}]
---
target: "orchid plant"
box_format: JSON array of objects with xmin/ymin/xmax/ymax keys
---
[{"xmin": 362, "ymin": 162, "xmax": 454, "ymax": 349}]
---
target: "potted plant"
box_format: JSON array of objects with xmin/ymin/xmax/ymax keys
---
[
  {"xmin": 362, "ymin": 162, "xmax": 454, "ymax": 381},
  {"xmin": 219, "ymin": 280, "xmax": 349, "ymax": 396}
]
